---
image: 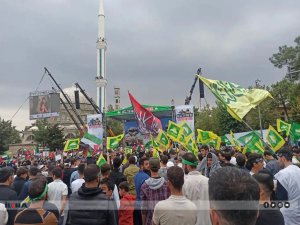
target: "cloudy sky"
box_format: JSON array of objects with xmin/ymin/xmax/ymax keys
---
[{"xmin": 0, "ymin": 0, "xmax": 299, "ymax": 130}]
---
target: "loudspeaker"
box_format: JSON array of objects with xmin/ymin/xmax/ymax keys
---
[
  {"xmin": 199, "ymin": 80, "xmax": 205, "ymax": 98},
  {"xmin": 74, "ymin": 90, "xmax": 80, "ymax": 109}
]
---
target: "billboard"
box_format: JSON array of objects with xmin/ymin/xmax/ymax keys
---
[
  {"xmin": 124, "ymin": 117, "xmax": 172, "ymax": 146},
  {"xmin": 175, "ymin": 105, "xmax": 195, "ymax": 134},
  {"xmin": 29, "ymin": 90, "xmax": 60, "ymax": 120},
  {"xmin": 87, "ymin": 114, "xmax": 103, "ymax": 141}
]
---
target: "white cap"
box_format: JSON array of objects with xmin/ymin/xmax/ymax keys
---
[{"xmin": 166, "ymin": 161, "xmax": 175, "ymax": 168}]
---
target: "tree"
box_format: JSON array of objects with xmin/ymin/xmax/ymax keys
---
[
  {"xmin": 0, "ymin": 117, "xmax": 21, "ymax": 154},
  {"xmin": 269, "ymin": 36, "xmax": 300, "ymax": 80},
  {"xmin": 46, "ymin": 124, "xmax": 65, "ymax": 151},
  {"xmin": 215, "ymin": 102, "xmax": 247, "ymax": 135},
  {"xmin": 106, "ymin": 118, "xmax": 124, "ymax": 136},
  {"xmin": 32, "ymin": 120, "xmax": 49, "ymax": 147},
  {"xmin": 194, "ymin": 103, "xmax": 247, "ymax": 136},
  {"xmin": 33, "ymin": 120, "xmax": 66, "ymax": 151}
]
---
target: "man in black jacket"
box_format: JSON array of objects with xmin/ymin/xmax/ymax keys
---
[
  {"xmin": 0, "ymin": 167, "xmax": 18, "ymax": 225},
  {"xmin": 12, "ymin": 166, "xmax": 28, "ymax": 196},
  {"xmin": 109, "ymin": 157, "xmax": 126, "ymax": 188},
  {"xmin": 67, "ymin": 164, "xmax": 118, "ymax": 225}
]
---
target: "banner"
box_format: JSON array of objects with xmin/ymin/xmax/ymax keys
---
[
  {"xmin": 129, "ymin": 92, "xmax": 162, "ymax": 137},
  {"xmin": 198, "ymin": 75, "xmax": 272, "ymax": 121},
  {"xmin": 175, "ymin": 105, "xmax": 195, "ymax": 135},
  {"xmin": 87, "ymin": 114, "xmax": 103, "ymax": 143}
]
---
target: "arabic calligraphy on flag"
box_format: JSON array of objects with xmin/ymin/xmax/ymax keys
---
[{"xmin": 128, "ymin": 92, "xmax": 162, "ymax": 137}]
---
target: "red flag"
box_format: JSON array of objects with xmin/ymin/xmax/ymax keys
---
[{"xmin": 128, "ymin": 92, "xmax": 162, "ymax": 137}]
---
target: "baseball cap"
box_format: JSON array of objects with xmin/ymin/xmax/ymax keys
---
[{"xmin": 149, "ymin": 157, "xmax": 160, "ymax": 170}]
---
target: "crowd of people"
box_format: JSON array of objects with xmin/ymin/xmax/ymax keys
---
[{"xmin": 0, "ymin": 143, "xmax": 300, "ymax": 225}]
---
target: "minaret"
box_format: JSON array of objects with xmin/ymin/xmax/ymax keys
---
[
  {"xmin": 95, "ymin": 0, "xmax": 107, "ymax": 113},
  {"xmin": 114, "ymin": 87, "xmax": 121, "ymax": 110}
]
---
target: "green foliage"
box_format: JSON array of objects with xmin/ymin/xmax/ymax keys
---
[
  {"xmin": 33, "ymin": 120, "xmax": 66, "ymax": 151},
  {"xmin": 215, "ymin": 102, "xmax": 247, "ymax": 135},
  {"xmin": 194, "ymin": 103, "xmax": 247, "ymax": 136},
  {"xmin": 33, "ymin": 120, "xmax": 49, "ymax": 147},
  {"xmin": 270, "ymin": 79, "xmax": 300, "ymax": 122},
  {"xmin": 0, "ymin": 117, "xmax": 21, "ymax": 154},
  {"xmin": 46, "ymin": 124, "xmax": 65, "ymax": 151},
  {"xmin": 269, "ymin": 36, "xmax": 300, "ymax": 80},
  {"xmin": 106, "ymin": 118, "xmax": 124, "ymax": 136}
]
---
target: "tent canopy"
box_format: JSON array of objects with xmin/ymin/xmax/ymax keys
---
[{"xmin": 106, "ymin": 104, "xmax": 172, "ymax": 121}]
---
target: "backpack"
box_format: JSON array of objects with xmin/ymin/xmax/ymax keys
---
[{"xmin": 14, "ymin": 208, "xmax": 58, "ymax": 225}]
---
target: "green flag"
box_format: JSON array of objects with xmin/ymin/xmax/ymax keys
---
[
  {"xmin": 266, "ymin": 125, "xmax": 285, "ymax": 152},
  {"xmin": 153, "ymin": 148, "xmax": 160, "ymax": 159},
  {"xmin": 125, "ymin": 147, "xmax": 133, "ymax": 155},
  {"xmin": 198, "ymin": 75, "xmax": 272, "ymax": 121},
  {"xmin": 208, "ymin": 137, "xmax": 221, "ymax": 150},
  {"xmin": 291, "ymin": 122, "xmax": 300, "ymax": 142},
  {"xmin": 106, "ymin": 134, "xmax": 124, "ymax": 150},
  {"xmin": 64, "ymin": 138, "xmax": 80, "ymax": 152},
  {"xmin": 276, "ymin": 119, "xmax": 291, "ymax": 136},
  {"xmin": 97, "ymin": 153, "xmax": 107, "ymax": 168},
  {"xmin": 156, "ymin": 130, "xmax": 170, "ymax": 148},
  {"xmin": 221, "ymin": 135, "xmax": 231, "ymax": 146},
  {"xmin": 238, "ymin": 131, "xmax": 264, "ymax": 154},
  {"xmin": 150, "ymin": 135, "xmax": 160, "ymax": 150},
  {"xmin": 229, "ymin": 131, "xmax": 242, "ymax": 151},
  {"xmin": 197, "ymin": 130, "xmax": 217, "ymax": 144},
  {"xmin": 180, "ymin": 122, "xmax": 194, "ymax": 139},
  {"xmin": 184, "ymin": 136, "xmax": 198, "ymax": 156},
  {"xmin": 167, "ymin": 121, "xmax": 182, "ymax": 142}
]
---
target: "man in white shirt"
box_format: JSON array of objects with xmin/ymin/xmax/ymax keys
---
[
  {"xmin": 182, "ymin": 152, "xmax": 211, "ymax": 225},
  {"xmin": 275, "ymin": 147, "xmax": 300, "ymax": 225},
  {"xmin": 153, "ymin": 166, "xmax": 197, "ymax": 225},
  {"xmin": 48, "ymin": 167, "xmax": 68, "ymax": 225},
  {"xmin": 71, "ymin": 163, "xmax": 85, "ymax": 193}
]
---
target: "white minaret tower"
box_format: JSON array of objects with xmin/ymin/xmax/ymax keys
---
[{"xmin": 95, "ymin": 0, "xmax": 107, "ymax": 113}]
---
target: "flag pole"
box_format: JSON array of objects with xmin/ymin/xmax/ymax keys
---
[
  {"xmin": 240, "ymin": 118, "xmax": 269, "ymax": 147},
  {"xmin": 255, "ymin": 79, "xmax": 264, "ymax": 138}
]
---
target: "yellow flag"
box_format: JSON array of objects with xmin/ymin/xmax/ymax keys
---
[
  {"xmin": 267, "ymin": 125, "xmax": 285, "ymax": 152},
  {"xmin": 197, "ymin": 75, "xmax": 272, "ymax": 121},
  {"xmin": 106, "ymin": 134, "xmax": 124, "ymax": 150},
  {"xmin": 276, "ymin": 119, "xmax": 291, "ymax": 136},
  {"xmin": 229, "ymin": 131, "xmax": 241, "ymax": 151}
]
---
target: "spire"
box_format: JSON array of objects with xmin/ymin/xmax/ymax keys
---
[{"xmin": 98, "ymin": 0, "xmax": 105, "ymax": 40}]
